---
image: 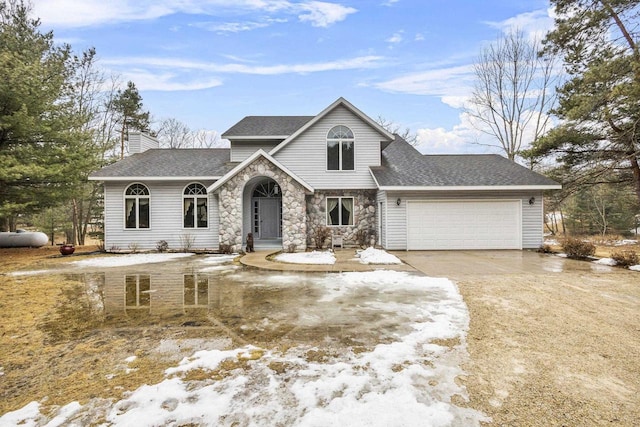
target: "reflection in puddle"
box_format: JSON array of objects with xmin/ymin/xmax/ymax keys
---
[{"xmin": 45, "ymin": 257, "xmax": 431, "ymax": 349}]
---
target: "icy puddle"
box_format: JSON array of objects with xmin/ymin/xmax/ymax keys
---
[{"xmin": 2, "ymin": 254, "xmax": 487, "ymax": 426}]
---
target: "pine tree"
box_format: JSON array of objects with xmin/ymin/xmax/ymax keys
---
[
  {"xmin": 0, "ymin": 0, "xmax": 81, "ymax": 230},
  {"xmin": 113, "ymin": 81, "xmax": 150, "ymax": 159}
]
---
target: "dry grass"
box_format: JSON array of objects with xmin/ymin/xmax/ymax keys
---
[{"xmin": 545, "ymin": 235, "xmax": 639, "ymax": 260}]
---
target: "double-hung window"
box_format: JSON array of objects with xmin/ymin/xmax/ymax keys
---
[
  {"xmin": 326, "ymin": 197, "xmax": 354, "ymax": 226},
  {"xmin": 124, "ymin": 183, "xmax": 150, "ymax": 229},
  {"xmin": 327, "ymin": 125, "xmax": 354, "ymax": 171},
  {"xmin": 183, "ymin": 183, "xmax": 208, "ymax": 228}
]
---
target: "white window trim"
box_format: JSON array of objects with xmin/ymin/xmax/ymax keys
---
[
  {"xmin": 182, "ymin": 182, "xmax": 209, "ymax": 230},
  {"xmin": 123, "ymin": 183, "xmax": 151, "ymax": 230},
  {"xmin": 326, "ymin": 196, "xmax": 355, "ymax": 226},
  {"xmin": 326, "ymin": 125, "xmax": 356, "ymax": 172}
]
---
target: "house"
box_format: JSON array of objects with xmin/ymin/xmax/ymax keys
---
[{"xmin": 89, "ymin": 97, "xmax": 561, "ymax": 252}]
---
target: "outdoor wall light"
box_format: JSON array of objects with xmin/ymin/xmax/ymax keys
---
[
  {"xmin": 396, "ymin": 198, "xmax": 401, "ymax": 206},
  {"xmin": 529, "ymin": 197, "xmax": 536, "ymax": 205}
]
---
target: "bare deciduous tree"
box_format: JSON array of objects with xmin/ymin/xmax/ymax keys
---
[
  {"xmin": 156, "ymin": 118, "xmax": 224, "ymax": 149},
  {"xmin": 376, "ymin": 116, "xmax": 418, "ymax": 146},
  {"xmin": 466, "ymin": 30, "xmax": 559, "ymax": 163}
]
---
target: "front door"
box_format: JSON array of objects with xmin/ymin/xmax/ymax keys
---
[{"xmin": 259, "ymin": 198, "xmax": 280, "ymax": 239}]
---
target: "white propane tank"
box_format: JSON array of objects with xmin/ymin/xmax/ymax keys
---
[{"xmin": 0, "ymin": 230, "xmax": 49, "ymax": 248}]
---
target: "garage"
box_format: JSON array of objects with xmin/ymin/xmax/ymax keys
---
[{"xmin": 407, "ymin": 200, "xmax": 522, "ymax": 250}]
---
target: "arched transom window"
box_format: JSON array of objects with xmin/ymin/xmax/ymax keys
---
[
  {"xmin": 183, "ymin": 183, "xmax": 208, "ymax": 228},
  {"xmin": 327, "ymin": 125, "xmax": 354, "ymax": 171},
  {"xmin": 252, "ymin": 181, "xmax": 280, "ymax": 198},
  {"xmin": 125, "ymin": 183, "xmax": 150, "ymax": 229}
]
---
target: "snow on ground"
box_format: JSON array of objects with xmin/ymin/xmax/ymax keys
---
[
  {"xmin": 0, "ymin": 270, "xmax": 487, "ymax": 426},
  {"xmin": 6, "ymin": 269, "xmax": 52, "ymax": 277},
  {"xmin": 593, "ymin": 258, "xmax": 617, "ymax": 266},
  {"xmin": 356, "ymin": 247, "xmax": 402, "ymax": 265},
  {"xmin": 630, "ymin": 265, "xmax": 640, "ymax": 271},
  {"xmin": 613, "ymin": 239, "xmax": 638, "ymax": 246},
  {"xmin": 199, "ymin": 254, "xmax": 239, "ymax": 265},
  {"xmin": 70, "ymin": 253, "xmax": 194, "ymax": 268},
  {"xmin": 275, "ymin": 250, "xmax": 336, "ymax": 265}
]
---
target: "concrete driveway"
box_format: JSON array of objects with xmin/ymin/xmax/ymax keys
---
[{"xmin": 391, "ymin": 249, "xmax": 609, "ymax": 279}]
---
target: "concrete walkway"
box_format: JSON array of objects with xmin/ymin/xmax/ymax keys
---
[{"xmin": 240, "ymin": 249, "xmax": 415, "ymax": 272}]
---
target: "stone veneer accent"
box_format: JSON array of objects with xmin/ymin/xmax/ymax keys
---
[
  {"xmin": 306, "ymin": 190, "xmax": 377, "ymax": 248},
  {"xmin": 216, "ymin": 157, "xmax": 308, "ymax": 252}
]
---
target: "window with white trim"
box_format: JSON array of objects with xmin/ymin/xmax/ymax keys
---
[
  {"xmin": 327, "ymin": 125, "xmax": 354, "ymax": 171},
  {"xmin": 326, "ymin": 197, "xmax": 354, "ymax": 226},
  {"xmin": 183, "ymin": 183, "xmax": 208, "ymax": 228},
  {"xmin": 124, "ymin": 183, "xmax": 150, "ymax": 229}
]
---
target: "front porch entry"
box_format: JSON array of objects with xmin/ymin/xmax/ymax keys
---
[{"xmin": 249, "ymin": 179, "xmax": 282, "ymax": 245}]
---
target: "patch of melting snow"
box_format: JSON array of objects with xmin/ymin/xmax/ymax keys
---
[
  {"xmin": 275, "ymin": 250, "xmax": 336, "ymax": 265},
  {"xmin": 6, "ymin": 269, "xmax": 52, "ymax": 276},
  {"xmin": 614, "ymin": 239, "xmax": 638, "ymax": 246},
  {"xmin": 70, "ymin": 253, "xmax": 194, "ymax": 268},
  {"xmin": 356, "ymin": 247, "xmax": 402, "ymax": 264},
  {"xmin": 629, "ymin": 265, "xmax": 640, "ymax": 271},
  {"xmin": 0, "ymin": 270, "xmax": 488, "ymax": 426},
  {"xmin": 593, "ymin": 258, "xmax": 617, "ymax": 266},
  {"xmin": 199, "ymin": 254, "xmax": 239, "ymax": 264}
]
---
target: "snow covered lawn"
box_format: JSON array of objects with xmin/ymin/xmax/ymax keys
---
[
  {"xmin": 70, "ymin": 252, "xmax": 195, "ymax": 268},
  {"xmin": 1, "ymin": 270, "xmax": 486, "ymax": 426},
  {"xmin": 274, "ymin": 250, "xmax": 336, "ymax": 265}
]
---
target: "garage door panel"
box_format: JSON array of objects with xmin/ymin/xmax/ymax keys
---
[{"xmin": 407, "ymin": 200, "xmax": 521, "ymax": 250}]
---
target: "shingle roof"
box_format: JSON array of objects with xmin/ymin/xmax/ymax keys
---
[
  {"xmin": 222, "ymin": 116, "xmax": 314, "ymax": 138},
  {"xmin": 371, "ymin": 136, "xmax": 560, "ymax": 188},
  {"xmin": 89, "ymin": 149, "xmax": 232, "ymax": 179}
]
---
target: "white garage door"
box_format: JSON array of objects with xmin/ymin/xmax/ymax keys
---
[{"xmin": 407, "ymin": 200, "xmax": 521, "ymax": 250}]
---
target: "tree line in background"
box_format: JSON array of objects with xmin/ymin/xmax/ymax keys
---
[
  {"xmin": 468, "ymin": 0, "xmax": 639, "ymax": 237},
  {"xmin": 0, "ymin": 0, "xmax": 222, "ymax": 244}
]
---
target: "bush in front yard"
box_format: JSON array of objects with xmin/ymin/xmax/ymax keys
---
[
  {"xmin": 562, "ymin": 237, "xmax": 596, "ymax": 259},
  {"xmin": 610, "ymin": 249, "xmax": 639, "ymax": 267}
]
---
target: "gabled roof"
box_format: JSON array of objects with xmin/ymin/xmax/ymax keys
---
[
  {"xmin": 370, "ymin": 136, "xmax": 561, "ymax": 190},
  {"xmin": 207, "ymin": 149, "xmax": 314, "ymax": 193},
  {"xmin": 88, "ymin": 149, "xmax": 232, "ymax": 181},
  {"xmin": 269, "ymin": 97, "xmax": 395, "ymax": 155},
  {"xmin": 222, "ymin": 116, "xmax": 314, "ymax": 139}
]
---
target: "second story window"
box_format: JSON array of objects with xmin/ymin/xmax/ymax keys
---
[{"xmin": 327, "ymin": 125, "xmax": 354, "ymax": 171}]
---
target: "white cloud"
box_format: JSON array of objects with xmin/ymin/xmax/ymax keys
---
[
  {"xmin": 373, "ymin": 64, "xmax": 474, "ymax": 107},
  {"xmin": 416, "ymin": 112, "xmax": 493, "ymax": 155},
  {"xmin": 485, "ymin": 8, "xmax": 555, "ymax": 42},
  {"xmin": 102, "ymin": 54, "xmax": 383, "ymax": 91},
  {"xmin": 414, "ymin": 33, "xmax": 425, "ymax": 41},
  {"xmin": 386, "ymin": 31, "xmax": 404, "ymax": 44},
  {"xmin": 33, "ymin": 0, "xmax": 357, "ymax": 28},
  {"xmin": 382, "ymin": 0, "xmax": 400, "ymax": 6},
  {"xmin": 103, "ymin": 55, "xmax": 384, "ymax": 76},
  {"xmin": 298, "ymin": 1, "xmax": 357, "ymax": 27},
  {"xmin": 119, "ymin": 69, "xmax": 224, "ymax": 91}
]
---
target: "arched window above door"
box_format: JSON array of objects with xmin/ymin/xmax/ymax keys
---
[{"xmin": 252, "ymin": 181, "xmax": 280, "ymax": 198}]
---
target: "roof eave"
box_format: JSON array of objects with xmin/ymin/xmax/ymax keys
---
[
  {"xmin": 377, "ymin": 184, "xmax": 563, "ymax": 191},
  {"xmin": 270, "ymin": 97, "xmax": 395, "ymax": 156},
  {"xmin": 88, "ymin": 176, "xmax": 223, "ymax": 182},
  {"xmin": 207, "ymin": 149, "xmax": 314, "ymax": 193},
  {"xmin": 224, "ymin": 135, "xmax": 289, "ymax": 140}
]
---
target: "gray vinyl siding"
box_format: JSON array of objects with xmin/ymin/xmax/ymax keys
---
[
  {"xmin": 230, "ymin": 140, "xmax": 281, "ymax": 162},
  {"xmin": 273, "ymin": 105, "xmax": 383, "ymax": 189},
  {"xmin": 104, "ymin": 180, "xmax": 219, "ymax": 251},
  {"xmin": 380, "ymin": 190, "xmax": 544, "ymax": 250}
]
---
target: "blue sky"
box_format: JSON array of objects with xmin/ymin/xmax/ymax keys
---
[{"xmin": 33, "ymin": 0, "xmax": 555, "ymax": 153}]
